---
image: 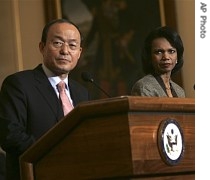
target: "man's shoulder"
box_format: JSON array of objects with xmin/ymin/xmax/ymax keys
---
[{"xmin": 2, "ymin": 64, "xmax": 43, "ymax": 84}]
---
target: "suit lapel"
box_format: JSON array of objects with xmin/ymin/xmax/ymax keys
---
[
  {"xmin": 68, "ymin": 79, "xmax": 81, "ymax": 107},
  {"xmin": 33, "ymin": 65, "xmax": 63, "ymax": 120}
]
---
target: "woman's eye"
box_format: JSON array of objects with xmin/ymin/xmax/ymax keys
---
[
  {"xmin": 154, "ymin": 50, "xmax": 163, "ymax": 54},
  {"xmin": 169, "ymin": 49, "xmax": 176, "ymax": 54}
]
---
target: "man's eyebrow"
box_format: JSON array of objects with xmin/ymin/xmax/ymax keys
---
[
  {"xmin": 52, "ymin": 35, "xmax": 63, "ymax": 40},
  {"xmin": 53, "ymin": 36, "xmax": 79, "ymax": 42}
]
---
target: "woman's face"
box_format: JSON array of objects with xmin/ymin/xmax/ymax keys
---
[{"xmin": 151, "ymin": 37, "xmax": 177, "ymax": 75}]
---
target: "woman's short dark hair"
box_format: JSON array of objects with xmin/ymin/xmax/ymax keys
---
[
  {"xmin": 142, "ymin": 26, "xmax": 184, "ymax": 75},
  {"xmin": 41, "ymin": 18, "xmax": 83, "ymax": 46}
]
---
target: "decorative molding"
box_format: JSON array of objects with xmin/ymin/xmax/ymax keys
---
[{"xmin": 12, "ymin": 0, "xmax": 23, "ymax": 71}]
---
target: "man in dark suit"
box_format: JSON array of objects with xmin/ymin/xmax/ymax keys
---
[{"xmin": 0, "ymin": 19, "xmax": 90, "ymax": 180}]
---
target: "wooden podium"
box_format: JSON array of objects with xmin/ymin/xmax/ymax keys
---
[{"xmin": 20, "ymin": 96, "xmax": 195, "ymax": 180}]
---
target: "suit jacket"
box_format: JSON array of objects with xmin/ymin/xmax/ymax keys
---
[
  {"xmin": 131, "ymin": 74, "xmax": 185, "ymax": 97},
  {"xmin": 0, "ymin": 64, "xmax": 90, "ymax": 180}
]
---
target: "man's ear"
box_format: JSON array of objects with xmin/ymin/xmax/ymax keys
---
[
  {"xmin": 39, "ymin": 42, "xmax": 45, "ymax": 53},
  {"xmin": 77, "ymin": 47, "xmax": 82, "ymax": 59}
]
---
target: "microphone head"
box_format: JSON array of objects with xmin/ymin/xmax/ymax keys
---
[{"xmin": 81, "ymin": 71, "xmax": 94, "ymax": 83}]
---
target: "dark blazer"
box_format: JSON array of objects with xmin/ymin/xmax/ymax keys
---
[{"xmin": 0, "ymin": 64, "xmax": 90, "ymax": 180}]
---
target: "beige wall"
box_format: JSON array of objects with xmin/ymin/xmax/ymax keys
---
[
  {"xmin": 18, "ymin": 0, "xmax": 45, "ymax": 69},
  {"xmin": 0, "ymin": 0, "xmax": 195, "ymax": 98},
  {"xmin": 0, "ymin": 0, "xmax": 45, "ymax": 86},
  {"xmin": 176, "ymin": 0, "xmax": 195, "ymax": 98},
  {"xmin": 0, "ymin": 0, "xmax": 17, "ymax": 85}
]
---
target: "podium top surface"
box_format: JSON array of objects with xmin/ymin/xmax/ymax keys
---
[{"xmin": 77, "ymin": 96, "xmax": 195, "ymax": 113}]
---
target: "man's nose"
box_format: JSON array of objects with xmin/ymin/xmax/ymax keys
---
[{"xmin": 60, "ymin": 43, "xmax": 69, "ymax": 54}]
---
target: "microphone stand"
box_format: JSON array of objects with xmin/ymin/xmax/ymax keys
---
[
  {"xmin": 90, "ymin": 80, "xmax": 111, "ymax": 98},
  {"xmin": 81, "ymin": 72, "xmax": 111, "ymax": 98}
]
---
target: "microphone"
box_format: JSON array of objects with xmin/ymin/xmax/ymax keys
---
[{"xmin": 81, "ymin": 71, "xmax": 111, "ymax": 98}]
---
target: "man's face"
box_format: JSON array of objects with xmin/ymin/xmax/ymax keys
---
[{"xmin": 39, "ymin": 22, "xmax": 82, "ymax": 77}]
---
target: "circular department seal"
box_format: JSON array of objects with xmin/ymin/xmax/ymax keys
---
[{"xmin": 157, "ymin": 118, "xmax": 184, "ymax": 165}]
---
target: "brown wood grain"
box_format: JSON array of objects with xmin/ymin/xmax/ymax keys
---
[{"xmin": 20, "ymin": 96, "xmax": 194, "ymax": 180}]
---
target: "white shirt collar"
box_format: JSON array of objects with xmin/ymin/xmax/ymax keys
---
[{"xmin": 42, "ymin": 64, "xmax": 69, "ymax": 90}]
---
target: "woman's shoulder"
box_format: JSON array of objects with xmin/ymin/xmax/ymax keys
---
[
  {"xmin": 170, "ymin": 81, "xmax": 186, "ymax": 97},
  {"xmin": 170, "ymin": 80, "xmax": 184, "ymax": 90},
  {"xmin": 137, "ymin": 74, "xmax": 157, "ymax": 84},
  {"xmin": 132, "ymin": 74, "xmax": 159, "ymax": 90},
  {"xmin": 131, "ymin": 74, "xmax": 164, "ymax": 96}
]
